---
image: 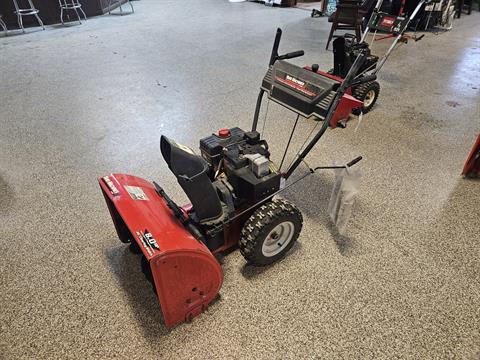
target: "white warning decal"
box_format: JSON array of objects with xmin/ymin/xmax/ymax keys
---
[{"xmin": 124, "ymin": 185, "xmax": 149, "ymax": 201}]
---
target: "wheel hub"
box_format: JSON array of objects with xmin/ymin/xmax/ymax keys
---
[
  {"xmin": 262, "ymin": 221, "xmax": 295, "ymax": 257},
  {"xmin": 364, "ymin": 89, "xmax": 376, "ymax": 107}
]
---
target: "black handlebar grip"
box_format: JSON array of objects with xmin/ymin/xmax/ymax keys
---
[
  {"xmin": 346, "ymin": 156, "xmax": 363, "ymax": 167},
  {"xmin": 278, "ymin": 50, "xmax": 305, "ymax": 60}
]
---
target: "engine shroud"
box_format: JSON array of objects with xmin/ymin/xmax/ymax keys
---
[{"xmin": 200, "ymin": 128, "xmax": 281, "ymax": 204}]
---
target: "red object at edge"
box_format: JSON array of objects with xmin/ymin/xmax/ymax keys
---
[
  {"xmin": 462, "ymin": 134, "xmax": 480, "ymax": 177},
  {"xmin": 99, "ymin": 174, "xmax": 223, "ymax": 328}
]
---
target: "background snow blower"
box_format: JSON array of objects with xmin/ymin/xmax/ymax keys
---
[
  {"xmin": 310, "ymin": 0, "xmax": 426, "ymax": 114},
  {"xmin": 99, "ymin": 28, "xmax": 372, "ymax": 328}
]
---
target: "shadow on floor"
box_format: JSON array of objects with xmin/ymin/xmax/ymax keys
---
[
  {"xmin": 1, "ymin": 27, "xmax": 45, "ymax": 38},
  {"xmin": 104, "ymin": 244, "xmax": 170, "ymax": 339},
  {"xmin": 240, "ymin": 241, "xmax": 302, "ymax": 279},
  {"xmin": 49, "ymin": 23, "xmax": 83, "ymax": 29},
  {"xmin": 418, "ymin": 177, "xmax": 480, "ymax": 283},
  {"xmin": 280, "ymin": 172, "xmax": 359, "ymax": 256},
  {"xmin": 0, "ymin": 174, "xmax": 15, "ymax": 215},
  {"xmin": 214, "ymin": 245, "xmax": 238, "ymax": 266}
]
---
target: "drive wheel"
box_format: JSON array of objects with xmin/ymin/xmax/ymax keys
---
[
  {"xmin": 239, "ymin": 199, "xmax": 303, "ymax": 266},
  {"xmin": 352, "ymin": 81, "xmax": 380, "ymax": 114}
]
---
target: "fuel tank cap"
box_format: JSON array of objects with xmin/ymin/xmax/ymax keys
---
[{"xmin": 218, "ymin": 128, "xmax": 230, "ymax": 138}]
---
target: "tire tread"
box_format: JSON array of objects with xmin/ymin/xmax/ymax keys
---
[
  {"xmin": 239, "ymin": 199, "xmax": 303, "ymax": 265},
  {"xmin": 352, "ymin": 80, "xmax": 380, "ymax": 114}
]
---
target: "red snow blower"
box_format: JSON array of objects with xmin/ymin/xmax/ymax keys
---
[
  {"xmin": 310, "ymin": 0, "xmax": 426, "ymax": 115},
  {"xmin": 99, "ymin": 28, "xmax": 371, "ymax": 328}
]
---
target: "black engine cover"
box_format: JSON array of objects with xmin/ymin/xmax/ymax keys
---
[
  {"xmin": 224, "ymin": 163, "xmax": 281, "ymax": 203},
  {"xmin": 200, "ymin": 127, "xmax": 245, "ymax": 168},
  {"xmin": 333, "ymin": 36, "xmax": 379, "ymax": 78},
  {"xmin": 199, "ymin": 127, "xmax": 281, "ymax": 205}
]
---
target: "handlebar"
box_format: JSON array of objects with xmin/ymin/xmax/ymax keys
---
[
  {"xmin": 269, "ymin": 28, "xmax": 283, "ymax": 66},
  {"xmin": 268, "ymin": 28, "xmax": 305, "ymax": 66},
  {"xmin": 277, "ymin": 50, "xmax": 305, "ymax": 61}
]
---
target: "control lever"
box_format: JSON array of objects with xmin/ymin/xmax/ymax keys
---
[
  {"xmin": 346, "ymin": 156, "xmax": 363, "ymax": 167},
  {"xmin": 312, "ymin": 156, "xmax": 363, "ymax": 170},
  {"xmin": 415, "ymin": 34, "xmax": 425, "ymax": 42},
  {"xmin": 310, "ymin": 156, "xmax": 363, "ymax": 173}
]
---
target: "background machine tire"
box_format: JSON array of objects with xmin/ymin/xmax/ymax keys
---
[
  {"xmin": 352, "ymin": 81, "xmax": 380, "ymax": 114},
  {"xmin": 239, "ymin": 199, "xmax": 303, "ymax": 266}
]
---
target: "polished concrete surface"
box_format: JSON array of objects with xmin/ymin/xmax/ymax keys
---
[{"xmin": 1, "ymin": 1, "xmax": 479, "ymax": 359}]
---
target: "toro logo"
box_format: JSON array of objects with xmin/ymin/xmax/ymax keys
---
[
  {"xmin": 381, "ymin": 17, "xmax": 395, "ymax": 26},
  {"xmin": 142, "ymin": 230, "xmax": 160, "ymax": 250}
]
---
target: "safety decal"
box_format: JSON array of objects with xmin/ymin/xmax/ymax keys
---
[{"xmin": 124, "ymin": 185, "xmax": 149, "ymax": 201}]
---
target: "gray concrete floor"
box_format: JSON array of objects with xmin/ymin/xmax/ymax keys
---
[{"xmin": 1, "ymin": 0, "xmax": 479, "ymax": 359}]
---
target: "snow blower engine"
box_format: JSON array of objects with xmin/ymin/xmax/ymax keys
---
[{"xmin": 99, "ymin": 28, "xmax": 372, "ymax": 328}]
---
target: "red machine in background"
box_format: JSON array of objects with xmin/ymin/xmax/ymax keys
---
[
  {"xmin": 462, "ymin": 134, "xmax": 480, "ymax": 178},
  {"xmin": 312, "ymin": 0, "xmax": 427, "ymax": 115}
]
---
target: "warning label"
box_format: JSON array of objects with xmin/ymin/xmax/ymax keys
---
[{"xmin": 124, "ymin": 185, "xmax": 149, "ymax": 201}]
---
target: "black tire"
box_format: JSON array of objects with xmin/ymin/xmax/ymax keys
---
[
  {"xmin": 352, "ymin": 81, "xmax": 380, "ymax": 115},
  {"xmin": 239, "ymin": 199, "xmax": 303, "ymax": 266}
]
